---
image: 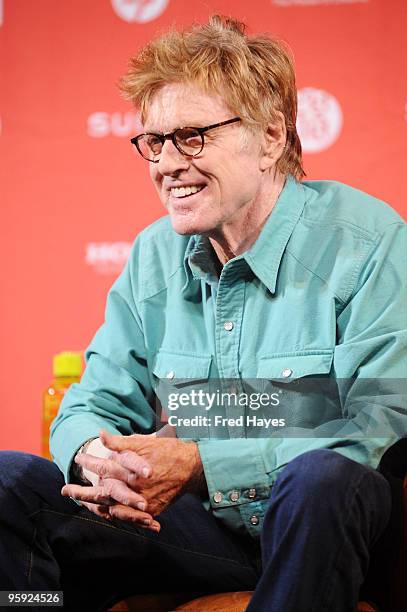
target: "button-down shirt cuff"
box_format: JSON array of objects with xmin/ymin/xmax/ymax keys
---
[{"xmin": 198, "ymin": 439, "xmax": 271, "ymax": 508}]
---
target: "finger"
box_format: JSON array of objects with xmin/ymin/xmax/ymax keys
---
[
  {"xmin": 80, "ymin": 501, "xmax": 113, "ymax": 520},
  {"xmin": 99, "ymin": 431, "xmax": 152, "ymax": 478},
  {"xmin": 61, "ymin": 484, "xmax": 115, "ymax": 505},
  {"xmin": 102, "ymin": 478, "xmax": 148, "ymax": 510},
  {"xmin": 99, "ymin": 429, "xmax": 141, "ymax": 450},
  {"xmin": 108, "ymin": 504, "xmax": 161, "ymax": 532},
  {"xmin": 99, "ymin": 429, "xmax": 148, "ymax": 453},
  {"xmin": 74, "ymin": 452, "xmax": 135, "ymax": 483},
  {"xmin": 62, "ymin": 478, "xmax": 149, "ymax": 510},
  {"xmin": 114, "ymin": 451, "xmax": 152, "ymax": 479}
]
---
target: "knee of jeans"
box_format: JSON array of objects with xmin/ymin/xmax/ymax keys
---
[
  {"xmin": 0, "ymin": 451, "xmax": 56, "ymax": 492},
  {"xmin": 275, "ymin": 449, "xmax": 365, "ymax": 498}
]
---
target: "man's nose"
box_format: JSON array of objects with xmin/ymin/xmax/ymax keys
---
[{"xmin": 157, "ymin": 139, "xmax": 190, "ymax": 175}]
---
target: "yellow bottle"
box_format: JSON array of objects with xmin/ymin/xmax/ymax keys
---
[{"xmin": 42, "ymin": 351, "xmax": 83, "ymax": 460}]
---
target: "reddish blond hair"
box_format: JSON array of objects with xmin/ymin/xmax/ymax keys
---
[{"xmin": 120, "ymin": 15, "xmax": 305, "ymax": 180}]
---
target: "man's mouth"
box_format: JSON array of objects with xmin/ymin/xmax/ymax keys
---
[{"xmin": 170, "ymin": 185, "xmax": 205, "ymax": 199}]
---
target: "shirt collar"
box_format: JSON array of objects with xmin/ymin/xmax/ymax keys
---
[
  {"xmin": 244, "ymin": 176, "xmax": 307, "ymax": 293},
  {"xmin": 184, "ymin": 233, "xmax": 220, "ymax": 288},
  {"xmin": 183, "ymin": 176, "xmax": 307, "ymax": 294}
]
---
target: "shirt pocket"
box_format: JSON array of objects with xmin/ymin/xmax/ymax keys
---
[
  {"xmin": 256, "ymin": 351, "xmax": 339, "ymax": 429},
  {"xmin": 152, "ymin": 350, "xmax": 212, "ymax": 385},
  {"xmin": 152, "ymin": 350, "xmax": 213, "ymax": 437},
  {"xmin": 257, "ymin": 350, "xmax": 334, "ymax": 381}
]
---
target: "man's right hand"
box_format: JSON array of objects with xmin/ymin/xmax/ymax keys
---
[{"xmin": 62, "ymin": 437, "xmax": 160, "ymax": 532}]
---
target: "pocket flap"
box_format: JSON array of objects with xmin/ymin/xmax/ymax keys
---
[
  {"xmin": 153, "ymin": 350, "xmax": 212, "ymax": 382},
  {"xmin": 257, "ymin": 351, "xmax": 333, "ymax": 381}
]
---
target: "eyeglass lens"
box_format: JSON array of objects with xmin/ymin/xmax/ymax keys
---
[{"xmin": 137, "ymin": 127, "xmax": 204, "ymax": 161}]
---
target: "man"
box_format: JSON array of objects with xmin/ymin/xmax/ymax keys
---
[{"xmin": 0, "ymin": 15, "xmax": 406, "ymax": 612}]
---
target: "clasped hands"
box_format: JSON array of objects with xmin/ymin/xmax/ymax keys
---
[{"xmin": 61, "ymin": 430, "xmax": 204, "ymax": 533}]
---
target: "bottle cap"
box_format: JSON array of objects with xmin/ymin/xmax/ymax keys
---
[{"xmin": 53, "ymin": 352, "xmax": 83, "ymax": 377}]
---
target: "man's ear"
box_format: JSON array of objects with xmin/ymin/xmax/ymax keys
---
[{"xmin": 259, "ymin": 111, "xmax": 287, "ymax": 171}]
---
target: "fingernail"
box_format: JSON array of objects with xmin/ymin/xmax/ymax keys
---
[
  {"xmin": 143, "ymin": 518, "xmax": 151, "ymax": 525},
  {"xmin": 137, "ymin": 502, "xmax": 146, "ymax": 511},
  {"xmin": 142, "ymin": 467, "xmax": 150, "ymax": 478}
]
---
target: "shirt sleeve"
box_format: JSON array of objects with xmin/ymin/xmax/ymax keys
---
[
  {"xmin": 50, "ymin": 240, "xmax": 156, "ymax": 483},
  {"xmin": 198, "ymin": 221, "xmax": 407, "ymax": 514}
]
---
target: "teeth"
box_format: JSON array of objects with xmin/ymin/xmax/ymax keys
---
[{"xmin": 171, "ymin": 185, "xmax": 204, "ymax": 198}]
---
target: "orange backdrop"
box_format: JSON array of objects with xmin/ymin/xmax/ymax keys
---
[{"xmin": 1, "ymin": 0, "xmax": 406, "ymax": 454}]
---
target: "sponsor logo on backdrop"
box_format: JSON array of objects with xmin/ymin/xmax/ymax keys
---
[
  {"xmin": 87, "ymin": 112, "xmax": 142, "ymax": 138},
  {"xmin": 297, "ymin": 87, "xmax": 343, "ymax": 153},
  {"xmin": 273, "ymin": 0, "xmax": 368, "ymax": 5},
  {"xmin": 85, "ymin": 242, "xmax": 132, "ymax": 275},
  {"xmin": 111, "ymin": 0, "xmax": 168, "ymax": 23}
]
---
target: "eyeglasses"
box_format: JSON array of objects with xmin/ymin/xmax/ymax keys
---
[{"xmin": 131, "ymin": 117, "xmax": 241, "ymax": 163}]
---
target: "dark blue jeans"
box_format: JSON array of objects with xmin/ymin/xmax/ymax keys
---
[{"xmin": 0, "ymin": 449, "xmax": 391, "ymax": 611}]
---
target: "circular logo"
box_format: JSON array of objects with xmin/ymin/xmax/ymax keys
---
[
  {"xmin": 297, "ymin": 87, "xmax": 343, "ymax": 153},
  {"xmin": 111, "ymin": 0, "xmax": 168, "ymax": 23}
]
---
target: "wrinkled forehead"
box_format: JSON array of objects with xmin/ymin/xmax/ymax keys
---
[{"xmin": 143, "ymin": 82, "xmax": 234, "ymax": 132}]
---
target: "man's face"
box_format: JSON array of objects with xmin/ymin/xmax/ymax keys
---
[{"xmin": 144, "ymin": 83, "xmax": 265, "ymax": 236}]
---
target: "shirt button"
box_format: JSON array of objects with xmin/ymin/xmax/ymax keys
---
[
  {"xmin": 229, "ymin": 490, "xmax": 240, "ymax": 502},
  {"xmin": 213, "ymin": 491, "xmax": 223, "ymax": 503},
  {"xmin": 166, "ymin": 371, "xmax": 175, "ymax": 380},
  {"xmin": 248, "ymin": 488, "xmax": 257, "ymax": 499},
  {"xmin": 250, "ymin": 515, "xmax": 259, "ymax": 526},
  {"xmin": 224, "ymin": 321, "xmax": 234, "ymax": 331},
  {"xmin": 282, "ymin": 368, "xmax": 293, "ymax": 378}
]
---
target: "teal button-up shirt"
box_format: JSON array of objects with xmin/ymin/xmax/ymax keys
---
[{"xmin": 51, "ymin": 177, "xmax": 407, "ymax": 537}]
